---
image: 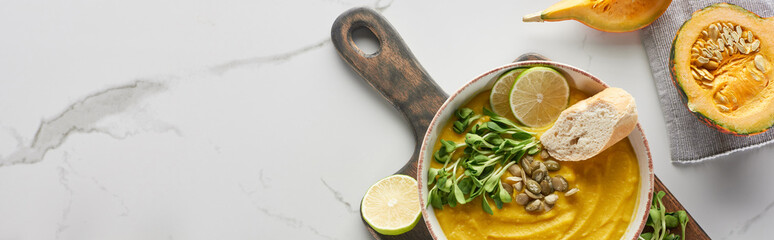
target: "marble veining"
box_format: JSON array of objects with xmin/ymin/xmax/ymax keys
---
[
  {"xmin": 56, "ymin": 161, "xmax": 74, "ymax": 240},
  {"xmin": 239, "ymin": 184, "xmax": 339, "ymax": 240},
  {"xmin": 0, "ymin": 81, "xmax": 174, "ymax": 167},
  {"xmin": 208, "ymin": 0, "xmax": 392, "ymax": 75},
  {"xmin": 209, "ymin": 39, "xmax": 332, "ymax": 75},
  {"xmin": 321, "ymin": 178, "xmax": 358, "ymax": 213},
  {"xmin": 723, "ymin": 199, "xmax": 774, "ymax": 239}
]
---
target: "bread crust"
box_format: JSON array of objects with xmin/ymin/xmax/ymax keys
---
[{"xmin": 540, "ymin": 87, "xmax": 638, "ymax": 161}]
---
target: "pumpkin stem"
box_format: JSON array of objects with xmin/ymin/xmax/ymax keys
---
[{"xmin": 522, "ymin": 12, "xmax": 544, "ymax": 22}]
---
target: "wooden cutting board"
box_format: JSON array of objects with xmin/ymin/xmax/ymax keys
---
[{"xmin": 331, "ymin": 7, "xmax": 710, "ymax": 240}]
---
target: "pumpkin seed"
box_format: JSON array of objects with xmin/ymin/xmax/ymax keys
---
[
  {"xmin": 513, "ymin": 181, "xmax": 524, "ymax": 192},
  {"xmin": 748, "ymin": 68, "xmax": 762, "ymax": 82},
  {"xmin": 530, "ymin": 161, "xmax": 541, "ymax": 173},
  {"xmin": 695, "ymin": 69, "xmax": 707, "ymax": 79},
  {"xmin": 544, "ymin": 193, "xmax": 559, "ymax": 205},
  {"xmin": 691, "ymin": 70, "xmax": 701, "ymax": 80},
  {"xmin": 755, "ymin": 54, "xmax": 768, "ymax": 72},
  {"xmin": 540, "ymin": 179, "xmax": 554, "ymax": 195},
  {"xmin": 698, "ymin": 56, "xmax": 709, "ymax": 64},
  {"xmin": 729, "ymin": 94, "xmax": 737, "ymax": 104},
  {"xmin": 736, "ymin": 42, "xmax": 746, "ymax": 53},
  {"xmin": 751, "ymin": 40, "xmax": 760, "ymax": 52},
  {"xmin": 546, "ymin": 174, "xmax": 553, "ymax": 188},
  {"xmin": 526, "ymin": 179, "xmax": 541, "ymax": 195},
  {"xmin": 525, "ymin": 200, "xmax": 542, "ymax": 212},
  {"xmin": 719, "ymin": 105, "xmax": 730, "ymax": 112},
  {"xmin": 508, "ymin": 164, "xmax": 523, "ymax": 177},
  {"xmin": 515, "ymin": 193, "xmax": 529, "ymax": 205},
  {"xmin": 532, "ymin": 169, "xmax": 546, "ymax": 182},
  {"xmin": 502, "ymin": 182, "xmax": 514, "ymax": 195},
  {"xmin": 716, "ymin": 93, "xmax": 728, "ymax": 104},
  {"xmin": 703, "ymin": 48, "xmax": 714, "ymax": 59},
  {"xmin": 748, "ymin": 30, "xmax": 754, "ymax": 43},
  {"xmin": 705, "ymin": 60, "xmax": 719, "ymax": 70},
  {"xmin": 521, "ymin": 157, "xmax": 533, "ymax": 175},
  {"xmin": 736, "ymin": 25, "xmax": 742, "ymax": 36},
  {"xmin": 702, "ymin": 30, "xmax": 709, "ymax": 38},
  {"xmin": 754, "ymin": 70, "xmax": 764, "ymax": 82},
  {"xmin": 692, "ymin": 47, "xmax": 700, "ymax": 54},
  {"xmin": 525, "ymin": 189, "xmax": 543, "ymax": 199},
  {"xmin": 696, "ymin": 68, "xmax": 713, "ymax": 81},
  {"xmin": 544, "ymin": 160, "xmax": 560, "ymax": 171},
  {"xmin": 520, "ymin": 168, "xmax": 528, "ymax": 185},
  {"xmin": 506, "ymin": 176, "xmax": 522, "ymax": 183},
  {"xmin": 551, "ymin": 176, "xmax": 568, "ymax": 192},
  {"xmin": 709, "ymin": 25, "xmax": 719, "ymax": 39},
  {"xmin": 540, "ymin": 150, "xmax": 550, "ymax": 159},
  {"xmin": 707, "ymin": 39, "xmax": 716, "ymax": 49},
  {"xmin": 564, "ymin": 188, "xmax": 579, "ymax": 197},
  {"xmin": 713, "ymin": 50, "xmax": 723, "ymax": 61},
  {"xmin": 701, "ymin": 69, "xmax": 714, "ymax": 79},
  {"xmin": 718, "ymin": 33, "xmax": 732, "ymax": 44},
  {"xmin": 717, "ymin": 39, "xmax": 725, "ymax": 51}
]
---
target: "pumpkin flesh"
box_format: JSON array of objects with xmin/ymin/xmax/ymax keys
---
[{"xmin": 672, "ymin": 3, "xmax": 774, "ymax": 135}]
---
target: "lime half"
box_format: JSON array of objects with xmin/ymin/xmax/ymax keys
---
[
  {"xmin": 490, "ymin": 68, "xmax": 527, "ymax": 118},
  {"xmin": 509, "ymin": 67, "xmax": 569, "ymax": 127},
  {"xmin": 361, "ymin": 174, "xmax": 421, "ymax": 235}
]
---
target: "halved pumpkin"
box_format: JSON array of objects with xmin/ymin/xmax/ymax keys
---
[
  {"xmin": 671, "ymin": 3, "xmax": 774, "ymax": 135},
  {"xmin": 522, "ymin": 0, "xmax": 672, "ymax": 32}
]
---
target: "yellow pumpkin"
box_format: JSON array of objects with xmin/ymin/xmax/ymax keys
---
[{"xmin": 523, "ymin": 0, "xmax": 672, "ymax": 32}]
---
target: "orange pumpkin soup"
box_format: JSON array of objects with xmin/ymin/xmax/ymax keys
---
[{"xmin": 430, "ymin": 90, "xmax": 640, "ymax": 240}]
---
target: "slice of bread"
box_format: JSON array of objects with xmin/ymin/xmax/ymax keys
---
[{"xmin": 540, "ymin": 87, "xmax": 638, "ymax": 161}]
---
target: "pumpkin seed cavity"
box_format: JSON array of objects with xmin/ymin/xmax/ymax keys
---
[{"xmin": 690, "ymin": 22, "xmax": 770, "ymax": 113}]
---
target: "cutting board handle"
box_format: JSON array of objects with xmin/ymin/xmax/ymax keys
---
[{"xmin": 331, "ymin": 7, "xmax": 447, "ymax": 149}]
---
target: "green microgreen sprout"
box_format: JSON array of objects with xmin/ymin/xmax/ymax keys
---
[
  {"xmin": 639, "ymin": 191, "xmax": 690, "ymax": 240},
  {"xmin": 433, "ymin": 139, "xmax": 466, "ymax": 164},
  {"xmin": 453, "ymin": 108, "xmax": 482, "ymax": 134},
  {"xmin": 427, "ymin": 107, "xmax": 538, "ymax": 214},
  {"xmin": 677, "ymin": 210, "xmax": 688, "ymax": 239}
]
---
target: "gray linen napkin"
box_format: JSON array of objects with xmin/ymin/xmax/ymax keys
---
[{"xmin": 641, "ymin": 0, "xmax": 774, "ymax": 162}]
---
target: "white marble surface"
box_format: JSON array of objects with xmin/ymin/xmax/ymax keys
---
[{"xmin": 1, "ymin": 0, "xmax": 773, "ymax": 239}]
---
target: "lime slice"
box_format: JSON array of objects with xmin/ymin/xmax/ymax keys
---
[
  {"xmin": 509, "ymin": 67, "xmax": 569, "ymax": 127},
  {"xmin": 361, "ymin": 174, "xmax": 421, "ymax": 235},
  {"xmin": 490, "ymin": 68, "xmax": 527, "ymax": 118}
]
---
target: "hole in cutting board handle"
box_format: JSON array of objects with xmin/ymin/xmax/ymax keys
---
[{"xmin": 351, "ymin": 26, "xmax": 380, "ymax": 57}]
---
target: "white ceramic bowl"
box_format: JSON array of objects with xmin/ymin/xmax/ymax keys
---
[{"xmin": 417, "ymin": 61, "xmax": 654, "ymax": 240}]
